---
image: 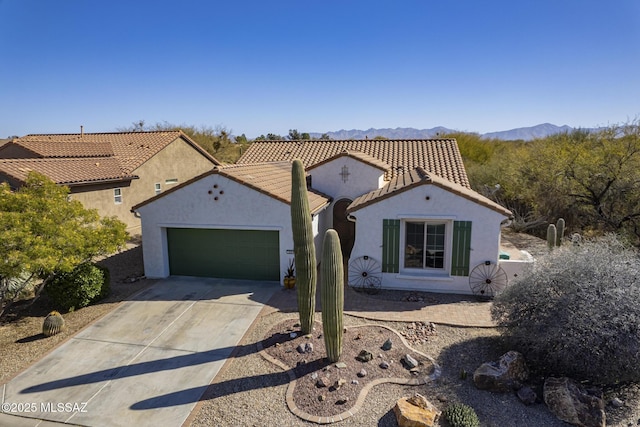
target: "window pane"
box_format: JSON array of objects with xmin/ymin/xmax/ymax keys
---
[
  {"xmin": 425, "ymin": 224, "xmax": 445, "ymax": 268},
  {"xmin": 404, "ymin": 222, "xmax": 424, "ymax": 268}
]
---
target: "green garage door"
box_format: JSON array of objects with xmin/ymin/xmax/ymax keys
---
[{"xmin": 167, "ymin": 228, "xmax": 280, "ymax": 280}]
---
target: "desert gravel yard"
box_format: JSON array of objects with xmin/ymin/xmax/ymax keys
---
[{"xmin": 3, "ymin": 236, "xmax": 640, "ymax": 426}]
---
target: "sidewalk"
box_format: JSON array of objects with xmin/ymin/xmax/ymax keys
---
[{"xmin": 265, "ymin": 286, "xmax": 495, "ymax": 328}]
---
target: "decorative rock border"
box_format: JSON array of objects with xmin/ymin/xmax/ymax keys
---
[{"xmin": 258, "ymin": 322, "xmax": 442, "ymax": 424}]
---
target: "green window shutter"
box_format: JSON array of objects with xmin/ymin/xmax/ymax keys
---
[
  {"xmin": 382, "ymin": 219, "xmax": 400, "ymax": 273},
  {"xmin": 451, "ymin": 221, "xmax": 472, "ymax": 276}
]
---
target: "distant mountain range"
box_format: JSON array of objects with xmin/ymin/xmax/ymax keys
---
[{"xmin": 310, "ymin": 123, "xmax": 586, "ymax": 142}]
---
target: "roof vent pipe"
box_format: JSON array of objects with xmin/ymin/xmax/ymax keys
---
[{"xmin": 80, "ymin": 125, "xmax": 84, "ymax": 137}]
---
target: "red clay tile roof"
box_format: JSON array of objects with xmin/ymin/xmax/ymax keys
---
[
  {"xmin": 347, "ymin": 166, "xmax": 512, "ymax": 216},
  {"xmin": 238, "ymin": 139, "xmax": 470, "ymax": 188},
  {"xmin": 14, "ymin": 131, "xmax": 220, "ymax": 173},
  {"xmin": 7, "ymin": 141, "xmax": 114, "ymax": 158},
  {"xmin": 0, "ymin": 158, "xmax": 136, "ymax": 186},
  {"xmin": 132, "ymin": 162, "xmax": 331, "ymax": 214},
  {"xmin": 307, "ymin": 150, "xmax": 390, "ymax": 172}
]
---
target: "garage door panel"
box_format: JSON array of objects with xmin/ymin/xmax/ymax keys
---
[{"xmin": 167, "ymin": 228, "xmax": 280, "ymax": 280}]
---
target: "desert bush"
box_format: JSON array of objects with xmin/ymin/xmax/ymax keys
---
[
  {"xmin": 492, "ymin": 234, "xmax": 640, "ymax": 385},
  {"xmin": 47, "ymin": 263, "xmax": 110, "ymax": 311},
  {"xmin": 443, "ymin": 402, "xmax": 480, "ymax": 427}
]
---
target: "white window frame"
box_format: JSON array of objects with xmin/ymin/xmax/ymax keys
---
[
  {"xmin": 154, "ymin": 183, "xmax": 162, "ymax": 195},
  {"xmin": 114, "ymin": 188, "xmax": 123, "ymax": 204},
  {"xmin": 399, "ymin": 219, "xmax": 453, "ymax": 275}
]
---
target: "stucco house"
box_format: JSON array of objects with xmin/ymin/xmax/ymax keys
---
[
  {"xmin": 0, "ymin": 131, "xmax": 220, "ymax": 233},
  {"xmin": 133, "ymin": 139, "xmax": 530, "ymax": 295}
]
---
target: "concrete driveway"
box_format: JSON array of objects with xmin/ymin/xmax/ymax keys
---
[{"xmin": 0, "ymin": 277, "xmax": 280, "ymax": 427}]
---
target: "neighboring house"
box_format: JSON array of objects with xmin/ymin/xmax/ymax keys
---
[
  {"xmin": 133, "ymin": 139, "xmax": 531, "ymax": 295},
  {"xmin": 0, "ymin": 131, "xmax": 220, "ymax": 233}
]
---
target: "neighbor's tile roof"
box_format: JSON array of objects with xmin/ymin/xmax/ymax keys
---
[
  {"xmin": 238, "ymin": 139, "xmax": 470, "ymax": 188},
  {"xmin": 14, "ymin": 131, "xmax": 220, "ymax": 173},
  {"xmin": 132, "ymin": 162, "xmax": 331, "ymax": 214},
  {"xmin": 8, "ymin": 141, "xmax": 114, "ymax": 158},
  {"xmin": 0, "ymin": 158, "xmax": 136, "ymax": 186},
  {"xmin": 347, "ymin": 166, "xmax": 512, "ymax": 216}
]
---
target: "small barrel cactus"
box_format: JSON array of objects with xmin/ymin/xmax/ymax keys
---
[
  {"xmin": 43, "ymin": 311, "xmax": 65, "ymax": 337},
  {"xmin": 443, "ymin": 403, "xmax": 480, "ymax": 427},
  {"xmin": 556, "ymin": 218, "xmax": 565, "ymax": 246},
  {"xmin": 320, "ymin": 229, "xmax": 344, "ymax": 363},
  {"xmin": 546, "ymin": 224, "xmax": 557, "ymax": 251}
]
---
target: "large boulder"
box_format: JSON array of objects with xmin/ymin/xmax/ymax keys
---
[
  {"xmin": 394, "ymin": 393, "xmax": 441, "ymax": 427},
  {"xmin": 543, "ymin": 377, "xmax": 605, "ymax": 427},
  {"xmin": 473, "ymin": 351, "xmax": 529, "ymax": 392}
]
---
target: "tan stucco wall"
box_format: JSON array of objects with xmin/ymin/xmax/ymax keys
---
[{"xmin": 71, "ymin": 137, "xmax": 217, "ymax": 233}]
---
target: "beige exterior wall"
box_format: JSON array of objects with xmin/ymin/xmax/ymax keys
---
[
  {"xmin": 71, "ymin": 137, "xmax": 217, "ymax": 234},
  {"xmin": 70, "ymin": 181, "xmax": 135, "ymax": 227}
]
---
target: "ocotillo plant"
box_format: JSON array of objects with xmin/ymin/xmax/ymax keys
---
[
  {"xmin": 547, "ymin": 224, "xmax": 557, "ymax": 251},
  {"xmin": 291, "ymin": 159, "xmax": 317, "ymax": 334},
  {"xmin": 556, "ymin": 218, "xmax": 565, "ymax": 246},
  {"xmin": 320, "ymin": 229, "xmax": 344, "ymax": 363}
]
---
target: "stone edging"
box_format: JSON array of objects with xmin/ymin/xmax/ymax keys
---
[{"xmin": 257, "ymin": 322, "xmax": 442, "ymax": 424}]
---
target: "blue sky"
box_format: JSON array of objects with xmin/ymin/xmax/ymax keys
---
[{"xmin": 1, "ymin": 0, "xmax": 639, "ymax": 138}]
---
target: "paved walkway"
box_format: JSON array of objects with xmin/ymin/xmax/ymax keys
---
[{"xmin": 265, "ymin": 285, "xmax": 495, "ymax": 327}]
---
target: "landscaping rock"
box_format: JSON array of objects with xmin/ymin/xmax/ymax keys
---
[
  {"xmin": 610, "ymin": 397, "xmax": 624, "ymax": 408},
  {"xmin": 517, "ymin": 385, "xmax": 538, "ymax": 405},
  {"xmin": 335, "ymin": 362, "xmax": 347, "ymax": 369},
  {"xmin": 333, "ymin": 378, "xmax": 346, "ymax": 390},
  {"xmin": 394, "ymin": 393, "xmax": 441, "ymax": 427},
  {"xmin": 357, "ymin": 368, "xmax": 367, "ymax": 378},
  {"xmin": 543, "ymin": 377, "xmax": 605, "ymax": 427},
  {"xmin": 403, "ymin": 354, "xmax": 419, "ymax": 369},
  {"xmin": 316, "ymin": 376, "xmax": 330, "ymax": 388},
  {"xmin": 473, "ymin": 351, "xmax": 529, "ymax": 392},
  {"xmin": 380, "ymin": 361, "xmax": 390, "ymax": 369},
  {"xmin": 356, "ymin": 349, "xmax": 373, "ymax": 362},
  {"xmin": 296, "ymin": 344, "xmax": 306, "ymax": 354},
  {"xmin": 382, "ymin": 338, "xmax": 393, "ymax": 351},
  {"xmin": 304, "ymin": 342, "xmax": 313, "ymax": 353}
]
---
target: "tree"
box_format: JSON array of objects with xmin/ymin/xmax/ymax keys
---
[
  {"xmin": 288, "ymin": 129, "xmax": 310, "ymax": 140},
  {"xmin": 0, "ymin": 173, "xmax": 128, "ymax": 318},
  {"xmin": 255, "ymin": 133, "xmax": 283, "ymax": 141}
]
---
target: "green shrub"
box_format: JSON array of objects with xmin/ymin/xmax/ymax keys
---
[
  {"xmin": 492, "ymin": 234, "xmax": 640, "ymax": 385},
  {"xmin": 47, "ymin": 263, "xmax": 110, "ymax": 311},
  {"xmin": 443, "ymin": 403, "xmax": 480, "ymax": 427}
]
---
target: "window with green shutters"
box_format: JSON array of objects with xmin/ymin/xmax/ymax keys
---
[
  {"xmin": 382, "ymin": 219, "xmax": 400, "ymax": 272},
  {"xmin": 451, "ymin": 221, "xmax": 472, "ymax": 276},
  {"xmin": 381, "ymin": 219, "xmax": 472, "ymax": 276}
]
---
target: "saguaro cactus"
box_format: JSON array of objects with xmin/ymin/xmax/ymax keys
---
[
  {"xmin": 556, "ymin": 218, "xmax": 565, "ymax": 246},
  {"xmin": 321, "ymin": 229, "xmax": 344, "ymax": 363},
  {"xmin": 291, "ymin": 159, "xmax": 317, "ymax": 334},
  {"xmin": 547, "ymin": 224, "xmax": 557, "ymax": 251}
]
